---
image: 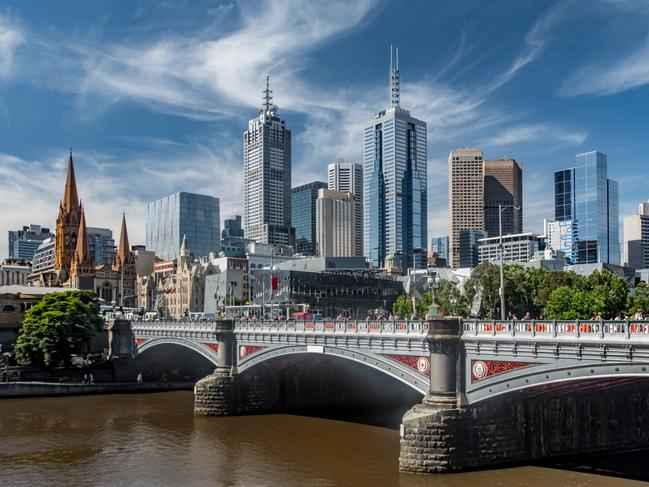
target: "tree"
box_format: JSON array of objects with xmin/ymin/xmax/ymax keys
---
[
  {"xmin": 464, "ymin": 262, "xmax": 501, "ymax": 318},
  {"xmin": 392, "ymin": 295, "xmax": 413, "ymax": 319},
  {"xmin": 15, "ymin": 291, "xmax": 102, "ymax": 368},
  {"xmin": 545, "ymin": 286, "xmax": 603, "ymax": 319},
  {"xmin": 433, "ymin": 280, "xmax": 470, "ymax": 317},
  {"xmin": 629, "ymin": 280, "xmax": 649, "ymax": 315}
]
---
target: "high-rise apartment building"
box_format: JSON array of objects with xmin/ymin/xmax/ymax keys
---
[
  {"xmin": 86, "ymin": 227, "xmax": 116, "ymax": 265},
  {"xmin": 316, "ymin": 189, "xmax": 355, "ymax": 257},
  {"xmin": 292, "ymin": 181, "xmax": 327, "ymax": 255},
  {"xmin": 623, "ymin": 200, "xmax": 649, "ymax": 269},
  {"xmin": 448, "ymin": 149, "xmax": 484, "ymax": 268},
  {"xmin": 243, "ymin": 75, "xmax": 292, "ymax": 247},
  {"xmin": 554, "ymin": 151, "xmax": 619, "ymax": 264},
  {"xmin": 328, "ymin": 161, "xmax": 363, "ymax": 256},
  {"xmin": 484, "ymin": 159, "xmax": 523, "ymax": 237},
  {"xmin": 364, "ymin": 48, "xmax": 427, "ymax": 270},
  {"xmin": 223, "ymin": 216, "xmax": 244, "ymax": 239},
  {"xmin": 145, "ymin": 192, "xmax": 220, "ymax": 260},
  {"xmin": 7, "ymin": 224, "xmax": 53, "ymax": 262}
]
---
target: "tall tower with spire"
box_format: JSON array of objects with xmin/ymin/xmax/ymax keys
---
[
  {"xmin": 55, "ymin": 150, "xmax": 83, "ymax": 280},
  {"xmin": 70, "ymin": 205, "xmax": 95, "ymax": 283},
  {"xmin": 363, "ymin": 47, "xmax": 428, "ymax": 271},
  {"xmin": 111, "ymin": 213, "xmax": 136, "ymax": 306},
  {"xmin": 243, "ymin": 75, "xmax": 293, "ymax": 247}
]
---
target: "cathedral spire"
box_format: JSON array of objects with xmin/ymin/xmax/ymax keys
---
[
  {"xmin": 62, "ymin": 149, "xmax": 80, "ymax": 212},
  {"xmin": 116, "ymin": 212, "xmax": 131, "ymax": 266},
  {"xmin": 180, "ymin": 234, "xmax": 190, "ymax": 257},
  {"xmin": 74, "ymin": 206, "xmax": 91, "ymax": 264}
]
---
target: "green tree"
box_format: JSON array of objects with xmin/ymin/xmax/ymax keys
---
[
  {"xmin": 392, "ymin": 295, "xmax": 413, "ymax": 319},
  {"xmin": 433, "ymin": 280, "xmax": 470, "ymax": 317},
  {"xmin": 584, "ymin": 270, "xmax": 630, "ymax": 318},
  {"xmin": 629, "ymin": 281, "xmax": 649, "ymax": 315},
  {"xmin": 415, "ymin": 292, "xmax": 433, "ymax": 319},
  {"xmin": 15, "ymin": 291, "xmax": 102, "ymax": 368},
  {"xmin": 464, "ymin": 262, "xmax": 501, "ymax": 318}
]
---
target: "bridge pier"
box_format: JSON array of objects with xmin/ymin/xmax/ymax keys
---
[{"xmin": 194, "ymin": 320, "xmax": 239, "ymax": 416}]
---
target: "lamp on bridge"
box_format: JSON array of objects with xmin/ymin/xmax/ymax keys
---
[{"xmin": 425, "ymin": 273, "xmax": 442, "ymax": 320}]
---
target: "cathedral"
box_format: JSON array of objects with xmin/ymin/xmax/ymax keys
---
[{"xmin": 51, "ymin": 151, "xmax": 137, "ymax": 307}]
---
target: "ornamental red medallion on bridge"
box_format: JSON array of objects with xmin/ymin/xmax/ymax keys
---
[
  {"xmin": 471, "ymin": 360, "xmax": 536, "ymax": 383},
  {"xmin": 204, "ymin": 343, "xmax": 219, "ymax": 353},
  {"xmin": 387, "ymin": 355, "xmax": 430, "ymax": 376},
  {"xmin": 239, "ymin": 345, "xmax": 264, "ymax": 360},
  {"xmin": 134, "ymin": 338, "xmax": 147, "ymax": 347}
]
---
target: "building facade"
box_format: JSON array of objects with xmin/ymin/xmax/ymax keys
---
[
  {"xmin": 623, "ymin": 200, "xmax": 649, "ymax": 270},
  {"xmin": 484, "ymin": 159, "xmax": 523, "ymax": 238},
  {"xmin": 243, "ymin": 75, "xmax": 293, "ymax": 247},
  {"xmin": 431, "ymin": 236, "xmax": 449, "ymax": 265},
  {"xmin": 8, "ymin": 225, "xmax": 53, "ymax": 262},
  {"xmin": 554, "ymin": 151, "xmax": 619, "ymax": 264},
  {"xmin": 546, "ymin": 219, "xmax": 578, "ymax": 265},
  {"xmin": 291, "ymin": 181, "xmax": 327, "ymax": 255},
  {"xmin": 223, "ymin": 216, "xmax": 244, "ymax": 239},
  {"xmin": 204, "ymin": 256, "xmax": 250, "ymax": 314},
  {"xmin": 87, "ymin": 227, "xmax": 116, "ymax": 265},
  {"xmin": 478, "ymin": 232, "xmax": 544, "ymax": 264},
  {"xmin": 364, "ymin": 49, "xmax": 427, "ymax": 270},
  {"xmin": 328, "ymin": 161, "xmax": 363, "ymax": 256},
  {"xmin": 448, "ymin": 149, "xmax": 484, "ymax": 268},
  {"xmin": 145, "ymin": 192, "xmax": 220, "ymax": 260},
  {"xmin": 0, "ymin": 259, "xmax": 32, "ymax": 286},
  {"xmin": 29, "ymin": 237, "xmax": 55, "ymax": 284},
  {"xmin": 316, "ymin": 189, "xmax": 355, "ymax": 257},
  {"xmin": 459, "ymin": 229, "xmax": 487, "ymax": 268}
]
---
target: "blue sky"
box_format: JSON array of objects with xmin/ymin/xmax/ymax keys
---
[{"xmin": 1, "ymin": 0, "xmax": 649, "ymax": 257}]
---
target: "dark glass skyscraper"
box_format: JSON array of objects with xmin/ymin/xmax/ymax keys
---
[
  {"xmin": 363, "ymin": 48, "xmax": 427, "ymax": 270},
  {"xmin": 554, "ymin": 151, "xmax": 619, "ymax": 264},
  {"xmin": 292, "ymin": 181, "xmax": 327, "ymax": 255}
]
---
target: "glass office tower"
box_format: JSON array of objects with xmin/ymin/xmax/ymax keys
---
[
  {"xmin": 554, "ymin": 151, "xmax": 619, "ymax": 264},
  {"xmin": 146, "ymin": 192, "xmax": 220, "ymax": 260},
  {"xmin": 364, "ymin": 48, "xmax": 427, "ymax": 270},
  {"xmin": 292, "ymin": 181, "xmax": 326, "ymax": 255}
]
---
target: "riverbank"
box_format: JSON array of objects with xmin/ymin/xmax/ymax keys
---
[{"xmin": 0, "ymin": 380, "xmax": 193, "ymax": 398}]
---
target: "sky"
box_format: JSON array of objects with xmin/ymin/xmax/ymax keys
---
[{"xmin": 1, "ymin": 0, "xmax": 649, "ymax": 258}]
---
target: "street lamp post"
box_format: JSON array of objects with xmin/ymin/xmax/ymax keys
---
[{"xmin": 498, "ymin": 204, "xmax": 521, "ymax": 320}]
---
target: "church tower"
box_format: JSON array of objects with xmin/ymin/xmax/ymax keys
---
[
  {"xmin": 55, "ymin": 150, "xmax": 82, "ymax": 281},
  {"xmin": 112, "ymin": 213, "xmax": 137, "ymax": 306},
  {"xmin": 70, "ymin": 206, "xmax": 96, "ymax": 285}
]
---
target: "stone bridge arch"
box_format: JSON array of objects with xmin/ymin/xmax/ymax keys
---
[
  {"xmin": 236, "ymin": 344, "xmax": 429, "ymax": 395},
  {"xmin": 136, "ymin": 337, "xmax": 220, "ymax": 367}
]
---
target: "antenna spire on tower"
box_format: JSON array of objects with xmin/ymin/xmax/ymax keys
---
[
  {"xmin": 262, "ymin": 74, "xmax": 273, "ymax": 115},
  {"xmin": 390, "ymin": 45, "xmax": 400, "ymax": 108}
]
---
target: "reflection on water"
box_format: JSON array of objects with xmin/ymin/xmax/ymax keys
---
[{"xmin": 0, "ymin": 391, "xmax": 646, "ymax": 486}]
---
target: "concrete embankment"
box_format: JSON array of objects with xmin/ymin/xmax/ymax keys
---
[{"xmin": 0, "ymin": 381, "xmax": 193, "ymax": 398}]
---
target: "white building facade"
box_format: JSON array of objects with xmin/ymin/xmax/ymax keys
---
[
  {"xmin": 328, "ymin": 161, "xmax": 363, "ymax": 257},
  {"xmin": 316, "ymin": 189, "xmax": 355, "ymax": 257}
]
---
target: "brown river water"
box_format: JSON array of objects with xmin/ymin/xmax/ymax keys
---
[{"xmin": 0, "ymin": 391, "xmax": 648, "ymax": 486}]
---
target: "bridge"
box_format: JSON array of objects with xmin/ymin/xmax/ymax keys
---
[{"xmin": 119, "ymin": 317, "xmax": 649, "ymax": 473}]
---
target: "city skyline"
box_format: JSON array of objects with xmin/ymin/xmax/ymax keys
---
[{"xmin": 1, "ymin": 1, "xmax": 649, "ymax": 258}]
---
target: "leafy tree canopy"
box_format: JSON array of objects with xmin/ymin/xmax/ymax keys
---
[{"xmin": 15, "ymin": 290, "xmax": 102, "ymax": 368}]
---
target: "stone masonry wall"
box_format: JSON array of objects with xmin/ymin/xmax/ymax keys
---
[{"xmin": 400, "ymin": 381, "xmax": 649, "ymax": 473}]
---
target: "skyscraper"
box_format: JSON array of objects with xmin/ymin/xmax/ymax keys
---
[
  {"xmin": 484, "ymin": 159, "xmax": 523, "ymax": 237},
  {"xmin": 448, "ymin": 149, "xmax": 484, "ymax": 268},
  {"xmin": 291, "ymin": 181, "xmax": 327, "ymax": 255},
  {"xmin": 623, "ymin": 200, "xmax": 649, "ymax": 269},
  {"xmin": 145, "ymin": 192, "xmax": 220, "ymax": 260},
  {"xmin": 243, "ymin": 75, "xmax": 292, "ymax": 247},
  {"xmin": 554, "ymin": 151, "xmax": 619, "ymax": 264},
  {"xmin": 328, "ymin": 161, "xmax": 363, "ymax": 256},
  {"xmin": 316, "ymin": 189, "xmax": 355, "ymax": 257},
  {"xmin": 363, "ymin": 47, "xmax": 427, "ymax": 270}
]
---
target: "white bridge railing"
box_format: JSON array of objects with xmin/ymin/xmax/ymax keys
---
[
  {"xmin": 463, "ymin": 319, "xmax": 649, "ymax": 341},
  {"xmin": 235, "ymin": 320, "xmax": 429, "ymax": 336}
]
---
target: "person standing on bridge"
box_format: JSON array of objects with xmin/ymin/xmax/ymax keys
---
[
  {"xmin": 635, "ymin": 309, "xmax": 645, "ymax": 320},
  {"xmin": 137, "ymin": 372, "xmax": 143, "ymax": 384}
]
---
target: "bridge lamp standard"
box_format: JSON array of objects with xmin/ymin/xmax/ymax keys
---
[{"xmin": 498, "ymin": 204, "xmax": 521, "ymax": 321}]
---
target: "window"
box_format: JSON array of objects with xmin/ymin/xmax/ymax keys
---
[{"xmin": 3, "ymin": 304, "xmax": 16, "ymax": 312}]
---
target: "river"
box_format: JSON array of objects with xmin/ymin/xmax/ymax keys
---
[{"xmin": 0, "ymin": 391, "xmax": 647, "ymax": 486}]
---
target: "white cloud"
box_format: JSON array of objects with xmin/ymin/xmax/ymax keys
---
[
  {"xmin": 480, "ymin": 123, "xmax": 587, "ymax": 148},
  {"xmin": 0, "ymin": 15, "xmax": 23, "ymax": 79},
  {"xmin": 560, "ymin": 35, "xmax": 649, "ymax": 96}
]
